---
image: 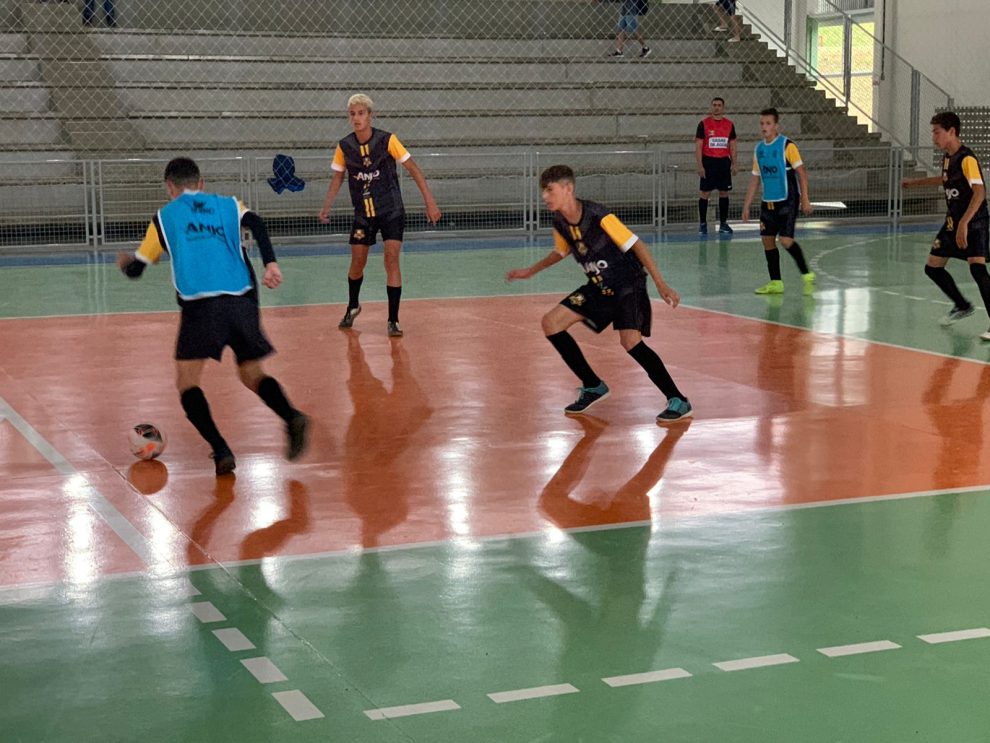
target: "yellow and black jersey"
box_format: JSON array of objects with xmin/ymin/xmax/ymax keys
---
[
  {"xmin": 552, "ymin": 199, "xmax": 645, "ymax": 295},
  {"xmin": 942, "ymin": 145, "xmax": 989, "ymax": 225},
  {"xmin": 332, "ymin": 128, "xmax": 410, "ymax": 219}
]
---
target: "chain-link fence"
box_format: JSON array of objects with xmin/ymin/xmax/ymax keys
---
[{"xmin": 0, "ymin": 0, "xmax": 962, "ymax": 252}]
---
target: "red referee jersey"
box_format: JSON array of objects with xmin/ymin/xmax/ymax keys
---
[{"xmin": 696, "ymin": 116, "xmax": 736, "ymax": 158}]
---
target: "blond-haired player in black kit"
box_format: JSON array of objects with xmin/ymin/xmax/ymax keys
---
[
  {"xmin": 318, "ymin": 93, "xmax": 442, "ymax": 337},
  {"xmin": 505, "ymin": 165, "xmax": 691, "ymax": 423},
  {"xmin": 904, "ymin": 111, "xmax": 990, "ymax": 339}
]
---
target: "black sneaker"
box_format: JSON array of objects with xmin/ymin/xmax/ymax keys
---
[
  {"xmin": 608, "ymin": 49, "xmax": 624, "ymax": 57},
  {"xmin": 387, "ymin": 320, "xmax": 404, "ymax": 337},
  {"xmin": 212, "ymin": 447, "xmax": 236, "ymax": 476},
  {"xmin": 286, "ymin": 413, "xmax": 309, "ymax": 461},
  {"xmin": 338, "ymin": 305, "xmax": 361, "ymax": 329},
  {"xmin": 639, "ymin": 46, "xmax": 652, "ymax": 58},
  {"xmin": 564, "ymin": 382, "xmax": 610, "ymax": 415}
]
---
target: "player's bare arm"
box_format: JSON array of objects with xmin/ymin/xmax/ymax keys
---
[
  {"xmin": 902, "ymin": 175, "xmax": 942, "ymax": 189},
  {"xmin": 730, "ymin": 139, "xmax": 738, "ymax": 176},
  {"xmin": 505, "ymin": 250, "xmax": 565, "ymax": 281},
  {"xmin": 630, "ymin": 240, "xmax": 679, "ymax": 308},
  {"xmin": 741, "ymin": 174, "xmax": 760, "ymax": 221},
  {"xmin": 956, "ymin": 182, "xmax": 987, "ymax": 249},
  {"xmin": 797, "ymin": 165, "xmax": 813, "ymax": 215},
  {"xmin": 318, "ymin": 170, "xmax": 346, "ymax": 223},
  {"xmin": 695, "ymin": 137, "xmax": 705, "ymax": 178},
  {"xmin": 402, "ymin": 159, "xmax": 442, "ymax": 224}
]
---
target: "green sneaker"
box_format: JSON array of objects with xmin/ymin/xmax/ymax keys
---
[
  {"xmin": 802, "ymin": 272, "xmax": 815, "ymax": 295},
  {"xmin": 657, "ymin": 397, "xmax": 693, "ymax": 424},
  {"xmin": 564, "ymin": 382, "xmax": 610, "ymax": 415},
  {"xmin": 754, "ymin": 280, "xmax": 784, "ymax": 295}
]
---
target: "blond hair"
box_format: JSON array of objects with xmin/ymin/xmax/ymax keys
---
[{"xmin": 347, "ymin": 93, "xmax": 374, "ymax": 111}]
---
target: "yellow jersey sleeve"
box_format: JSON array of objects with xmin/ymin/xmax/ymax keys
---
[
  {"xmin": 601, "ymin": 213, "xmax": 638, "ymax": 252},
  {"xmin": 135, "ymin": 221, "xmax": 164, "ymax": 264},
  {"xmin": 553, "ymin": 229, "xmax": 571, "ymax": 256},
  {"xmin": 388, "ymin": 134, "xmax": 412, "ymax": 164},
  {"xmin": 331, "ymin": 144, "xmax": 346, "ymax": 173},
  {"xmin": 962, "ymin": 156, "xmax": 984, "ymax": 185},
  {"xmin": 785, "ymin": 142, "xmax": 803, "ymax": 168}
]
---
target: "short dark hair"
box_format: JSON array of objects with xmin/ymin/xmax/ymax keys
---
[
  {"xmin": 760, "ymin": 107, "xmax": 780, "ymax": 122},
  {"xmin": 931, "ymin": 111, "xmax": 961, "ymax": 136},
  {"xmin": 540, "ymin": 164, "xmax": 575, "ymax": 189},
  {"xmin": 164, "ymin": 157, "xmax": 201, "ymax": 187},
  {"xmin": 712, "ymin": 97, "xmax": 725, "ymax": 105}
]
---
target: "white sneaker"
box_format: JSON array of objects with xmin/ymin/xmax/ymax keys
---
[
  {"xmin": 728, "ymin": 37, "xmax": 741, "ymax": 42},
  {"xmin": 980, "ymin": 328, "xmax": 990, "ymax": 341},
  {"xmin": 713, "ymin": 24, "xmax": 728, "ymax": 31}
]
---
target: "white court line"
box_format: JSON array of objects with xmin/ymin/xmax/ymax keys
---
[
  {"xmin": 0, "ymin": 396, "xmax": 157, "ymax": 566},
  {"xmin": 918, "ymin": 628, "xmax": 990, "ymax": 644},
  {"xmin": 713, "ymin": 654, "xmax": 799, "ymax": 672},
  {"xmin": 212, "ymin": 628, "xmax": 256, "ymax": 652},
  {"xmin": 817, "ymin": 640, "xmax": 901, "ymax": 658},
  {"xmin": 487, "ymin": 684, "xmax": 579, "ymax": 703},
  {"xmin": 603, "ymin": 668, "xmax": 692, "ymax": 687},
  {"xmin": 189, "ymin": 601, "xmax": 226, "ymax": 623},
  {"xmin": 272, "ymin": 690, "xmax": 325, "ymax": 721},
  {"xmin": 241, "ymin": 657, "xmax": 288, "ymax": 684},
  {"xmin": 364, "ymin": 700, "xmax": 461, "ymax": 720}
]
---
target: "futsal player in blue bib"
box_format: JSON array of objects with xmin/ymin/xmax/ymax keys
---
[
  {"xmin": 741, "ymin": 108, "xmax": 815, "ymax": 295},
  {"xmin": 118, "ymin": 157, "xmax": 309, "ymax": 475}
]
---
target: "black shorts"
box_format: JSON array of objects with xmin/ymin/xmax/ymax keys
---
[
  {"xmin": 176, "ymin": 293, "xmax": 274, "ymax": 363},
  {"xmin": 349, "ymin": 211, "xmax": 405, "ymax": 246},
  {"xmin": 930, "ymin": 217, "xmax": 990, "ymax": 261},
  {"xmin": 560, "ymin": 281, "xmax": 652, "ymax": 337},
  {"xmin": 700, "ymin": 156, "xmax": 733, "ymax": 193},
  {"xmin": 760, "ymin": 199, "xmax": 799, "ymax": 238},
  {"xmin": 717, "ymin": 0, "xmax": 736, "ymax": 13}
]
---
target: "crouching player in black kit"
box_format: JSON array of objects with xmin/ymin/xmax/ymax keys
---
[{"xmin": 505, "ymin": 164, "xmax": 692, "ymax": 423}]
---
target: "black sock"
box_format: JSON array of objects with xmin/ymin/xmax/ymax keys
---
[
  {"xmin": 698, "ymin": 198, "xmax": 709, "ymax": 224},
  {"xmin": 969, "ymin": 263, "xmax": 990, "ymax": 317},
  {"xmin": 628, "ymin": 341, "xmax": 684, "ymax": 400},
  {"xmin": 257, "ymin": 376, "xmax": 299, "ymax": 423},
  {"xmin": 180, "ymin": 387, "xmax": 228, "ymax": 452},
  {"xmin": 764, "ymin": 248, "xmax": 782, "ymax": 281},
  {"xmin": 785, "ymin": 241, "xmax": 810, "ymax": 274},
  {"xmin": 547, "ymin": 331, "xmax": 601, "ymax": 388},
  {"xmin": 719, "ymin": 197, "xmax": 729, "ymax": 224},
  {"xmin": 387, "ymin": 285, "xmax": 401, "ymax": 323},
  {"xmin": 347, "ymin": 275, "xmax": 363, "ymax": 309},
  {"xmin": 925, "ymin": 264, "xmax": 970, "ymax": 309}
]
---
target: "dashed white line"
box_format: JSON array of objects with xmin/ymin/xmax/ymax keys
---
[
  {"xmin": 364, "ymin": 700, "xmax": 461, "ymax": 720},
  {"xmin": 272, "ymin": 690, "xmax": 325, "ymax": 721},
  {"xmin": 189, "ymin": 601, "xmax": 226, "ymax": 623},
  {"xmin": 602, "ymin": 668, "xmax": 692, "ymax": 687},
  {"xmin": 487, "ymin": 684, "xmax": 580, "ymax": 703},
  {"xmin": 241, "ymin": 657, "xmax": 288, "ymax": 684},
  {"xmin": 817, "ymin": 640, "xmax": 901, "ymax": 658},
  {"xmin": 212, "ymin": 628, "xmax": 256, "ymax": 652},
  {"xmin": 917, "ymin": 628, "xmax": 990, "ymax": 644},
  {"xmin": 713, "ymin": 653, "xmax": 799, "ymax": 672}
]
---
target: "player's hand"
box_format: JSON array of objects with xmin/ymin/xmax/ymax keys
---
[
  {"xmin": 657, "ymin": 282, "xmax": 680, "ymax": 308},
  {"xmin": 317, "ymin": 209, "xmax": 331, "ymax": 224},
  {"xmin": 731, "ymin": 164, "xmax": 738, "ymax": 176},
  {"xmin": 505, "ymin": 267, "xmax": 532, "ymax": 282},
  {"xmin": 262, "ymin": 262, "xmax": 283, "ymax": 289},
  {"xmin": 425, "ymin": 202, "xmax": 442, "ymax": 225},
  {"xmin": 901, "ymin": 178, "xmax": 917, "ymax": 189},
  {"xmin": 956, "ymin": 221, "xmax": 969, "ymax": 249},
  {"xmin": 801, "ymin": 198, "xmax": 814, "ymax": 216},
  {"xmin": 697, "ymin": 166, "xmax": 706, "ymax": 178},
  {"xmin": 116, "ymin": 250, "xmax": 134, "ymax": 271}
]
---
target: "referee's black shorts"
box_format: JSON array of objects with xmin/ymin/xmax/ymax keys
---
[
  {"xmin": 175, "ymin": 293, "xmax": 274, "ymax": 363},
  {"xmin": 700, "ymin": 156, "xmax": 733, "ymax": 193}
]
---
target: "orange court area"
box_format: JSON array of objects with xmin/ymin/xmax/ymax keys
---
[{"xmin": 2, "ymin": 295, "xmax": 988, "ymax": 587}]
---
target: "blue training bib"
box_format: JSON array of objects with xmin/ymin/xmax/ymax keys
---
[{"xmin": 755, "ymin": 137, "xmax": 789, "ymax": 202}]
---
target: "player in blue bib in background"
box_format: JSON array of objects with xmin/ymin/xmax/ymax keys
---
[{"xmin": 741, "ymin": 108, "xmax": 815, "ymax": 295}]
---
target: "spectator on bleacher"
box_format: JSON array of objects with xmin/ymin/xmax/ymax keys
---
[
  {"xmin": 608, "ymin": 0, "xmax": 651, "ymax": 58},
  {"xmin": 713, "ymin": 0, "xmax": 742, "ymax": 43},
  {"xmin": 83, "ymin": 0, "xmax": 117, "ymax": 27},
  {"xmin": 695, "ymin": 96, "xmax": 737, "ymax": 236}
]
